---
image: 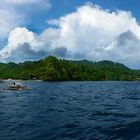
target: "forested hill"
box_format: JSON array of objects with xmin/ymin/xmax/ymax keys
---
[{"xmin": 0, "ymin": 56, "xmax": 140, "ymax": 81}]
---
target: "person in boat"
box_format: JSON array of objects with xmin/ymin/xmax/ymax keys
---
[
  {"xmin": 10, "ymin": 82, "xmax": 30, "ymax": 90},
  {"xmin": 10, "ymin": 82, "xmax": 22, "ymax": 89},
  {"xmin": 11, "ymin": 82, "xmax": 16, "ymax": 88}
]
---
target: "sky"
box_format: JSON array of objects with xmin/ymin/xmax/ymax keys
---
[{"xmin": 0, "ymin": 0, "xmax": 140, "ymax": 69}]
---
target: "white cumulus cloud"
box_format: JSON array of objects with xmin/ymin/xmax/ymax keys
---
[
  {"xmin": 1, "ymin": 3, "xmax": 140, "ymax": 68},
  {"xmin": 0, "ymin": 27, "xmax": 40, "ymax": 60}
]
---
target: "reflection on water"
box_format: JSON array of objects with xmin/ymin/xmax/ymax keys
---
[{"xmin": 0, "ymin": 81, "xmax": 140, "ymax": 140}]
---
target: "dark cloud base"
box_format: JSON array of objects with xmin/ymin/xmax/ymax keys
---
[{"xmin": 6, "ymin": 43, "xmax": 68, "ymax": 62}]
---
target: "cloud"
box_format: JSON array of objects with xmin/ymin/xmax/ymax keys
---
[
  {"xmin": 6, "ymin": 43, "xmax": 47, "ymax": 62},
  {"xmin": 2, "ymin": 0, "xmax": 43, "ymax": 5},
  {"xmin": 0, "ymin": 9, "xmax": 23, "ymax": 39},
  {"xmin": 44, "ymin": 3, "xmax": 140, "ymax": 68},
  {"xmin": 0, "ymin": 27, "xmax": 67, "ymax": 62},
  {"xmin": 0, "ymin": 27, "xmax": 42, "ymax": 61},
  {"xmin": 0, "ymin": 0, "xmax": 51, "ymax": 40},
  {"xmin": 0, "ymin": 0, "xmax": 51, "ymax": 7},
  {"xmin": 47, "ymin": 19, "xmax": 60, "ymax": 26},
  {"xmin": 0, "ymin": 28, "xmax": 33, "ymax": 60},
  {"xmin": 1, "ymin": 3, "xmax": 140, "ymax": 68},
  {"xmin": 105, "ymin": 31, "xmax": 140, "ymax": 68},
  {"xmin": 52, "ymin": 47, "xmax": 67, "ymax": 57}
]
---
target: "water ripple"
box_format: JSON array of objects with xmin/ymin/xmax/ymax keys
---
[{"xmin": 0, "ymin": 81, "xmax": 140, "ymax": 140}]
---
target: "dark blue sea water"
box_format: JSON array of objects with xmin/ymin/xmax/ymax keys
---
[{"xmin": 0, "ymin": 81, "xmax": 140, "ymax": 140}]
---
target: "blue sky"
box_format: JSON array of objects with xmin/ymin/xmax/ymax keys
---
[
  {"xmin": 26, "ymin": 0, "xmax": 140, "ymax": 33},
  {"xmin": 0, "ymin": 0, "xmax": 140, "ymax": 69}
]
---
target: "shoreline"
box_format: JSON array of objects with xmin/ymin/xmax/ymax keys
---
[{"xmin": 1, "ymin": 79, "xmax": 140, "ymax": 82}]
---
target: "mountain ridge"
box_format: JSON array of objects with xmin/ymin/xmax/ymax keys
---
[{"xmin": 0, "ymin": 56, "xmax": 139, "ymax": 81}]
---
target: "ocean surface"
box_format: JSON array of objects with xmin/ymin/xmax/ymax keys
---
[{"xmin": 0, "ymin": 81, "xmax": 140, "ymax": 140}]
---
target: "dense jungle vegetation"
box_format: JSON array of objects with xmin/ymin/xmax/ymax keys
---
[{"xmin": 0, "ymin": 56, "xmax": 140, "ymax": 81}]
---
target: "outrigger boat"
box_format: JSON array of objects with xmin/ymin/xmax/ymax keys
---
[{"xmin": 8, "ymin": 82, "xmax": 31, "ymax": 91}]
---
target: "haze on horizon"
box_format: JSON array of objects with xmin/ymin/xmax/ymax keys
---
[{"xmin": 0, "ymin": 0, "xmax": 140, "ymax": 69}]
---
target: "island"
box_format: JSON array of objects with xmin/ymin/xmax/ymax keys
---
[{"xmin": 0, "ymin": 56, "xmax": 140, "ymax": 81}]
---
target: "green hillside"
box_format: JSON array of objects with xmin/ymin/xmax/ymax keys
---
[{"xmin": 0, "ymin": 56, "xmax": 140, "ymax": 81}]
